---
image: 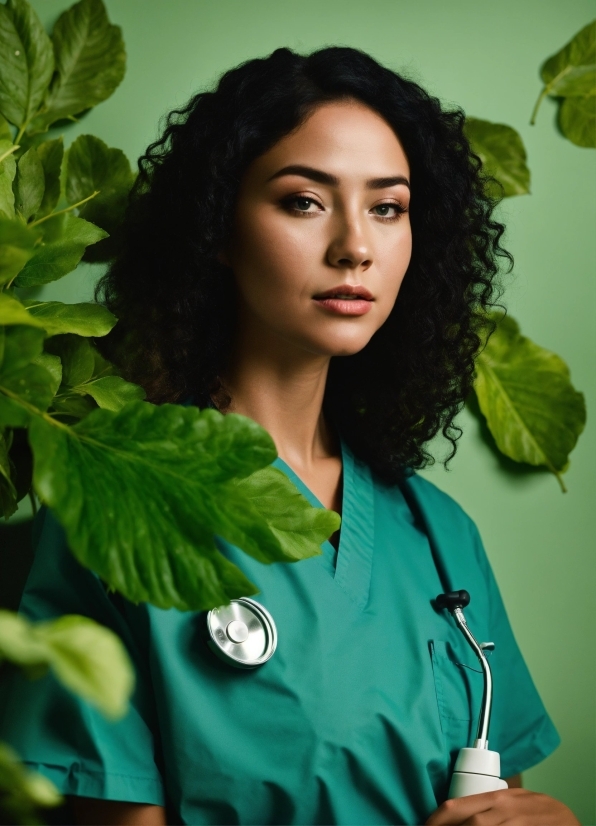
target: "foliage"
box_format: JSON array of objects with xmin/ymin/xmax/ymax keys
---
[
  {"xmin": 531, "ymin": 20, "xmax": 596, "ymax": 147},
  {"xmin": 0, "ymin": 610, "xmax": 134, "ymax": 718},
  {"xmin": 464, "ymin": 118, "xmax": 530, "ymax": 197},
  {"xmin": 474, "ymin": 315, "xmax": 586, "ymax": 492},
  {"xmin": 0, "ymin": 743, "xmax": 61, "ymax": 826}
]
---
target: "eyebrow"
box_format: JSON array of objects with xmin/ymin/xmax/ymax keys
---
[{"xmin": 266, "ymin": 164, "xmax": 410, "ymax": 190}]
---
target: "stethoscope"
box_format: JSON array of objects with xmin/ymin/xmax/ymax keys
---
[{"xmin": 206, "ymin": 589, "xmax": 508, "ymax": 799}]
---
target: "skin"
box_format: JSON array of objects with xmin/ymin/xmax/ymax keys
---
[{"xmin": 71, "ymin": 101, "xmax": 578, "ymax": 825}]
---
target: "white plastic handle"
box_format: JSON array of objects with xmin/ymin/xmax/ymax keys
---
[{"xmin": 448, "ymin": 748, "xmax": 509, "ymax": 799}]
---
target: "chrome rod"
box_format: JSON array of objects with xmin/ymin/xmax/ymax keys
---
[{"xmin": 452, "ymin": 607, "xmax": 492, "ymax": 748}]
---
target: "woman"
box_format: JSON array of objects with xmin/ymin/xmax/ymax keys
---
[{"xmin": 0, "ymin": 47, "xmax": 579, "ymax": 825}]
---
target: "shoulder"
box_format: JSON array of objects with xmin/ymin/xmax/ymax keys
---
[{"xmin": 400, "ymin": 471, "xmax": 480, "ymax": 540}]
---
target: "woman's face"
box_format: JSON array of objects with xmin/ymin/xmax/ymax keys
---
[{"xmin": 225, "ymin": 99, "xmax": 412, "ymax": 358}]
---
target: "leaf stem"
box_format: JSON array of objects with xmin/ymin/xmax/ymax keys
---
[
  {"xmin": 28, "ymin": 488, "xmax": 38, "ymax": 516},
  {"xmin": 530, "ymin": 87, "xmax": 548, "ymax": 125},
  {"xmin": 0, "ymin": 386, "xmax": 70, "ymax": 431},
  {"xmin": 0, "ymin": 144, "xmax": 20, "ymax": 165},
  {"xmin": 29, "ymin": 191, "xmax": 100, "ymax": 228}
]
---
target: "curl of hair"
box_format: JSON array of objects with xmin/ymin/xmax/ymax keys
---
[{"xmin": 96, "ymin": 46, "xmax": 511, "ymax": 483}]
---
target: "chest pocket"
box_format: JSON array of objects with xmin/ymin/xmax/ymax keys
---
[{"xmin": 430, "ymin": 639, "xmax": 483, "ymax": 759}]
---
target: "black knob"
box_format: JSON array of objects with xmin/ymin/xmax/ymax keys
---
[{"xmin": 435, "ymin": 590, "xmax": 471, "ymax": 612}]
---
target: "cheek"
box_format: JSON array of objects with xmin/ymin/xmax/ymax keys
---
[
  {"xmin": 232, "ymin": 210, "xmax": 314, "ymax": 303},
  {"xmin": 375, "ymin": 226, "xmax": 412, "ymax": 320}
]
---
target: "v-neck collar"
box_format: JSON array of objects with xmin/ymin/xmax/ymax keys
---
[{"xmin": 273, "ymin": 441, "xmax": 375, "ymax": 610}]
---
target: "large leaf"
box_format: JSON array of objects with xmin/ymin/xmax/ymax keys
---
[
  {"xmin": 29, "ymin": 403, "xmax": 336, "ymax": 611},
  {"xmin": 0, "ymin": 325, "xmax": 54, "ymax": 425},
  {"xmin": 0, "ymin": 218, "xmax": 39, "ymax": 285},
  {"xmin": 14, "ymin": 212, "xmax": 107, "ymax": 287},
  {"xmin": 36, "ymin": 137, "xmax": 63, "ymax": 218},
  {"xmin": 0, "ymin": 0, "xmax": 54, "ymax": 129},
  {"xmin": 0, "ymin": 138, "xmax": 17, "ymax": 218},
  {"xmin": 0, "ymin": 610, "xmax": 134, "ymax": 718},
  {"xmin": 24, "ymin": 299, "xmax": 116, "ymax": 337},
  {"xmin": 531, "ymin": 20, "xmax": 596, "ymax": 146},
  {"xmin": 29, "ymin": 0, "xmax": 126, "ymax": 134},
  {"xmin": 540, "ymin": 20, "xmax": 596, "ymax": 95},
  {"xmin": 65, "ymin": 133, "xmax": 135, "ymax": 231},
  {"xmin": 46, "ymin": 333, "xmax": 94, "ymax": 386},
  {"xmin": 559, "ymin": 95, "xmax": 596, "ymax": 147},
  {"xmin": 0, "ymin": 113, "xmax": 12, "ymax": 140},
  {"xmin": 474, "ymin": 314, "xmax": 586, "ymax": 491},
  {"xmin": 0, "ymin": 292, "xmax": 45, "ymax": 328},
  {"xmin": 0, "ymin": 742, "xmax": 62, "ymax": 826},
  {"xmin": 14, "ymin": 146, "xmax": 44, "ymax": 221},
  {"xmin": 464, "ymin": 118, "xmax": 530, "ymax": 198},
  {"xmin": 81, "ymin": 375, "xmax": 145, "ymax": 410},
  {"xmin": 32, "ymin": 352, "xmax": 62, "ymax": 397}
]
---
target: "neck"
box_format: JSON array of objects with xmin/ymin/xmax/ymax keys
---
[{"xmin": 222, "ymin": 323, "xmax": 337, "ymax": 473}]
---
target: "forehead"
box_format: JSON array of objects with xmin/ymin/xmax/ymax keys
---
[{"xmin": 248, "ymin": 100, "xmax": 410, "ymax": 184}]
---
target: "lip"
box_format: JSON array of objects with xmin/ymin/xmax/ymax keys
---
[
  {"xmin": 312, "ymin": 284, "xmax": 374, "ymax": 317},
  {"xmin": 313, "ymin": 284, "xmax": 374, "ymax": 301}
]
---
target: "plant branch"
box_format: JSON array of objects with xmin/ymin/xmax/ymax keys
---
[
  {"xmin": 0, "ymin": 387, "xmax": 70, "ymax": 431},
  {"xmin": 29, "ymin": 191, "xmax": 100, "ymax": 227},
  {"xmin": 0, "ymin": 144, "xmax": 20, "ymax": 165},
  {"xmin": 530, "ymin": 87, "xmax": 548, "ymax": 125}
]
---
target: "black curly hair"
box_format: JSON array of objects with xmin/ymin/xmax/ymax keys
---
[{"xmin": 95, "ymin": 45, "xmax": 511, "ymax": 483}]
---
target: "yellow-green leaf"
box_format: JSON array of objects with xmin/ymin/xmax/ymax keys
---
[
  {"xmin": 81, "ymin": 375, "xmax": 145, "ymax": 410},
  {"xmin": 14, "ymin": 146, "xmax": 44, "ymax": 221},
  {"xmin": 0, "ymin": 0, "xmax": 54, "ymax": 129},
  {"xmin": 24, "ymin": 300, "xmax": 117, "ymax": 337},
  {"xmin": 14, "ymin": 212, "xmax": 107, "ymax": 287},
  {"xmin": 0, "ymin": 293, "xmax": 45, "ymax": 328},
  {"xmin": 29, "ymin": 0, "xmax": 125, "ymax": 133},
  {"xmin": 464, "ymin": 118, "xmax": 530, "ymax": 198},
  {"xmin": 559, "ymin": 95, "xmax": 596, "ymax": 147},
  {"xmin": 0, "ymin": 742, "xmax": 62, "ymax": 825},
  {"xmin": 474, "ymin": 314, "xmax": 586, "ymax": 490},
  {"xmin": 0, "ymin": 610, "xmax": 134, "ymax": 718},
  {"xmin": 0, "ymin": 218, "xmax": 39, "ymax": 285}
]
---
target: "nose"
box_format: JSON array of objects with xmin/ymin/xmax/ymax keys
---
[{"xmin": 326, "ymin": 210, "xmax": 372, "ymax": 270}]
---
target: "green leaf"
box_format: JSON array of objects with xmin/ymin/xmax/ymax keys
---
[
  {"xmin": 14, "ymin": 212, "xmax": 107, "ymax": 287},
  {"xmin": 0, "ymin": 218, "xmax": 39, "ymax": 285},
  {"xmin": 0, "ymin": 429, "xmax": 18, "ymax": 518},
  {"xmin": 231, "ymin": 465, "xmax": 339, "ymax": 563},
  {"xmin": 32, "ymin": 352, "xmax": 61, "ymax": 397},
  {"xmin": 0, "ymin": 138, "xmax": 17, "ymax": 218},
  {"xmin": 0, "ymin": 324, "xmax": 54, "ymax": 420},
  {"xmin": 531, "ymin": 20, "xmax": 596, "ymax": 142},
  {"xmin": 0, "ymin": 610, "xmax": 134, "ymax": 718},
  {"xmin": 541, "ymin": 20, "xmax": 596, "ymax": 95},
  {"xmin": 14, "ymin": 146, "xmax": 44, "ymax": 221},
  {"xmin": 464, "ymin": 118, "xmax": 530, "ymax": 198},
  {"xmin": 0, "ymin": 742, "xmax": 62, "ymax": 825},
  {"xmin": 46, "ymin": 333, "xmax": 94, "ymax": 386},
  {"xmin": 29, "ymin": 403, "xmax": 333, "ymax": 610},
  {"xmin": 65, "ymin": 134, "xmax": 135, "ymax": 232},
  {"xmin": 29, "ymin": 0, "xmax": 126, "ymax": 134},
  {"xmin": 559, "ymin": 95, "xmax": 596, "ymax": 147},
  {"xmin": 36, "ymin": 137, "xmax": 63, "ymax": 218},
  {"xmin": 81, "ymin": 375, "xmax": 145, "ymax": 410},
  {"xmin": 0, "ymin": 292, "xmax": 45, "ymax": 328},
  {"xmin": 24, "ymin": 300, "xmax": 116, "ymax": 337},
  {"xmin": 474, "ymin": 314, "xmax": 586, "ymax": 491},
  {"xmin": 0, "ymin": 113, "xmax": 12, "ymax": 140},
  {"xmin": 0, "ymin": 0, "xmax": 54, "ymax": 130}
]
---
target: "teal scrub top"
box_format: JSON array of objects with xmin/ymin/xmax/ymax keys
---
[{"xmin": 0, "ymin": 442, "xmax": 559, "ymax": 825}]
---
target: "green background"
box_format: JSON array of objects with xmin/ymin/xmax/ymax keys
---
[{"xmin": 14, "ymin": 0, "xmax": 596, "ymax": 822}]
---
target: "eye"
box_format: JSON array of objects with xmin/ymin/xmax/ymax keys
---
[
  {"xmin": 282, "ymin": 195, "xmax": 323, "ymax": 216},
  {"xmin": 371, "ymin": 202, "xmax": 408, "ymax": 221}
]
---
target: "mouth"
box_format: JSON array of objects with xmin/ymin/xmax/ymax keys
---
[
  {"xmin": 313, "ymin": 284, "xmax": 374, "ymax": 301},
  {"xmin": 312, "ymin": 284, "xmax": 374, "ymax": 317}
]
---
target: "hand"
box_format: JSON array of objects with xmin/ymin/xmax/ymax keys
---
[{"xmin": 426, "ymin": 788, "xmax": 580, "ymax": 825}]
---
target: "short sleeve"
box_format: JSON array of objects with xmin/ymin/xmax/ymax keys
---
[
  {"xmin": 0, "ymin": 508, "xmax": 165, "ymax": 805},
  {"xmin": 470, "ymin": 523, "xmax": 561, "ymax": 778}
]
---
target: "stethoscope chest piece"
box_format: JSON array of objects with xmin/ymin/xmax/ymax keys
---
[{"xmin": 206, "ymin": 597, "xmax": 277, "ymax": 668}]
